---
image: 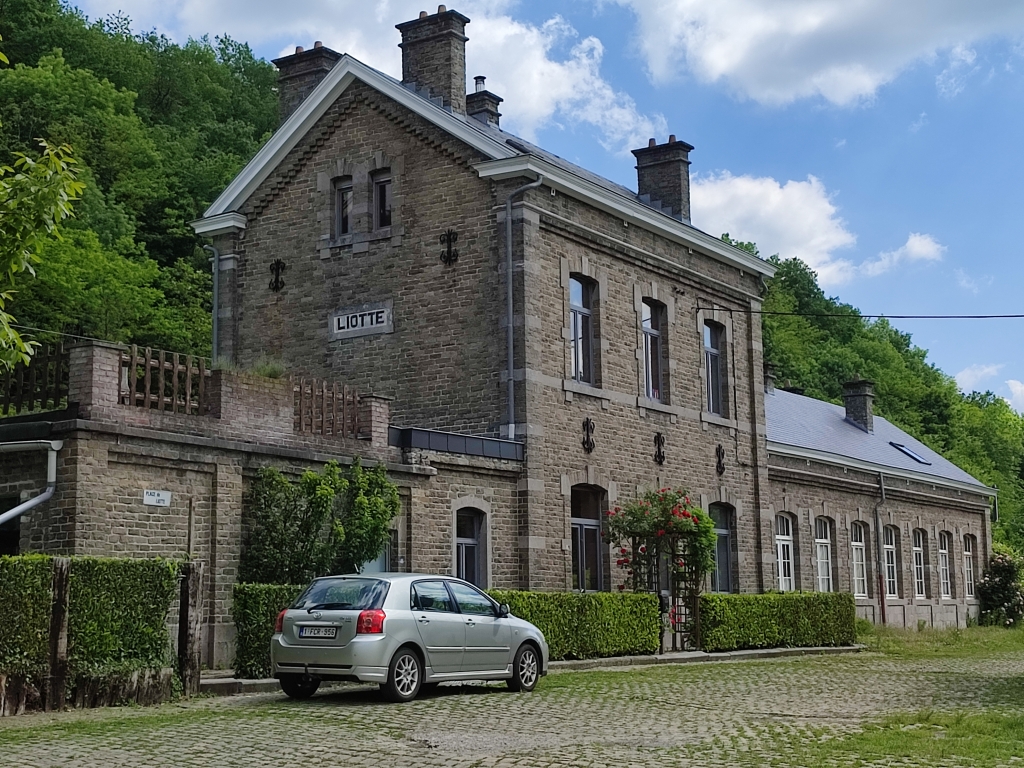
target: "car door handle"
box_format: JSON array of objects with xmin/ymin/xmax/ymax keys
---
[
  {"xmin": 465, "ymin": 619, "xmax": 476, "ymax": 627},
  {"xmin": 417, "ymin": 616, "xmax": 430, "ymax": 624}
]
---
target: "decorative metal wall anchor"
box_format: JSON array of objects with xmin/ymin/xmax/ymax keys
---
[
  {"xmin": 582, "ymin": 417, "xmax": 596, "ymax": 453},
  {"xmin": 654, "ymin": 432, "xmax": 666, "ymax": 465},
  {"xmin": 715, "ymin": 443, "xmax": 726, "ymax": 476},
  {"xmin": 439, "ymin": 229, "xmax": 459, "ymax": 266},
  {"xmin": 269, "ymin": 259, "xmax": 287, "ymax": 292}
]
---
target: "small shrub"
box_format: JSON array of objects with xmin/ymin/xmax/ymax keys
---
[
  {"xmin": 0, "ymin": 555, "xmax": 53, "ymax": 680},
  {"xmin": 855, "ymin": 617, "xmax": 875, "ymax": 637},
  {"xmin": 232, "ymin": 583, "xmax": 304, "ymax": 679},
  {"xmin": 700, "ymin": 592, "xmax": 856, "ymax": 652},
  {"xmin": 978, "ymin": 548, "xmax": 1024, "ymax": 628},
  {"xmin": 250, "ymin": 355, "xmax": 285, "ymax": 378}
]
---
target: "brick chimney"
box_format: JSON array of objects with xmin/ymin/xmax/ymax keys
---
[
  {"xmin": 631, "ymin": 135, "xmax": 694, "ymax": 222},
  {"xmin": 466, "ymin": 75, "xmax": 502, "ymax": 127},
  {"xmin": 272, "ymin": 42, "xmax": 342, "ymax": 125},
  {"xmin": 396, "ymin": 6, "xmax": 470, "ymax": 114},
  {"xmin": 763, "ymin": 362, "xmax": 776, "ymax": 394},
  {"xmin": 843, "ymin": 378, "xmax": 875, "ymax": 433}
]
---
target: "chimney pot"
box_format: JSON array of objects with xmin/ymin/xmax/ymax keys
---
[
  {"xmin": 843, "ymin": 378, "xmax": 875, "ymax": 433},
  {"xmin": 295, "ymin": 46, "xmax": 304, "ymax": 54},
  {"xmin": 669, "ymin": 133, "xmax": 676, "ymax": 143},
  {"xmin": 632, "ymin": 133, "xmax": 695, "ymax": 222},
  {"xmin": 396, "ymin": 7, "xmax": 470, "ymax": 115},
  {"xmin": 438, "ymin": 4, "xmax": 446, "ymax": 12},
  {"xmin": 273, "ymin": 44, "xmax": 342, "ymax": 125},
  {"xmin": 419, "ymin": 10, "xmax": 428, "ymax": 18},
  {"xmin": 648, "ymin": 138, "xmax": 656, "ymax": 147},
  {"xmin": 474, "ymin": 75, "xmax": 486, "ymax": 92},
  {"xmin": 313, "ymin": 40, "xmax": 322, "ymax": 48}
]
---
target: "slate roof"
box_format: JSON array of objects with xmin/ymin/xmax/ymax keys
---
[{"xmin": 765, "ymin": 388, "xmax": 988, "ymax": 490}]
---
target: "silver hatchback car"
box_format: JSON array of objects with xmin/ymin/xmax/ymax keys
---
[{"xmin": 271, "ymin": 573, "xmax": 549, "ymax": 702}]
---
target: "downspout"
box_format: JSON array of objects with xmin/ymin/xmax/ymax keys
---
[
  {"xmin": 0, "ymin": 440, "xmax": 64, "ymax": 527},
  {"xmin": 203, "ymin": 245, "xmax": 220, "ymax": 365},
  {"xmin": 503, "ymin": 175, "xmax": 544, "ymax": 440},
  {"xmin": 874, "ymin": 471, "xmax": 887, "ymax": 626}
]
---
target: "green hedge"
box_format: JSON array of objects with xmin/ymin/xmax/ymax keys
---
[
  {"xmin": 700, "ymin": 592, "xmax": 856, "ymax": 652},
  {"xmin": 0, "ymin": 555, "xmax": 54, "ymax": 679},
  {"xmin": 233, "ymin": 583, "xmax": 304, "ymax": 679},
  {"xmin": 489, "ymin": 590, "xmax": 660, "ymax": 660},
  {"xmin": 0, "ymin": 555, "xmax": 180, "ymax": 683}
]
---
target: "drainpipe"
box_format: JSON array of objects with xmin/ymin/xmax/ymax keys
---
[
  {"xmin": 0, "ymin": 440, "xmax": 64, "ymax": 527},
  {"xmin": 203, "ymin": 245, "xmax": 220, "ymax": 365},
  {"xmin": 873, "ymin": 472, "xmax": 887, "ymax": 626},
  {"xmin": 503, "ymin": 175, "xmax": 544, "ymax": 440}
]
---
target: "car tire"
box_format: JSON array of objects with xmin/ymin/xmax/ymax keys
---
[
  {"xmin": 507, "ymin": 643, "xmax": 540, "ymax": 692},
  {"xmin": 382, "ymin": 647, "xmax": 422, "ymax": 703},
  {"xmin": 279, "ymin": 674, "xmax": 320, "ymax": 700}
]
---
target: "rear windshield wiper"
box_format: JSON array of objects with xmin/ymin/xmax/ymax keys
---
[{"xmin": 304, "ymin": 602, "xmax": 354, "ymax": 613}]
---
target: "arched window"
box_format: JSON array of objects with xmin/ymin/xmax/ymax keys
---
[
  {"xmin": 814, "ymin": 517, "xmax": 834, "ymax": 592},
  {"xmin": 703, "ymin": 321, "xmax": 726, "ymax": 415},
  {"xmin": 709, "ymin": 503, "xmax": 733, "ymax": 593},
  {"xmin": 571, "ymin": 485, "xmax": 605, "ymax": 591},
  {"xmin": 912, "ymin": 528, "xmax": 928, "ymax": 598},
  {"xmin": 569, "ymin": 276, "xmax": 596, "ymax": 384},
  {"xmin": 850, "ymin": 522, "xmax": 869, "ymax": 598},
  {"xmin": 455, "ymin": 508, "xmax": 486, "ymax": 587},
  {"xmin": 883, "ymin": 525, "xmax": 900, "ymax": 598},
  {"xmin": 775, "ymin": 514, "xmax": 795, "ymax": 592},
  {"xmin": 938, "ymin": 531, "xmax": 953, "ymax": 599},
  {"xmin": 964, "ymin": 535, "xmax": 977, "ymax": 598},
  {"xmin": 641, "ymin": 299, "xmax": 665, "ymax": 402}
]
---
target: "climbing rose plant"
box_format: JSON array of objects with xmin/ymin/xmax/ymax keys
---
[{"xmin": 978, "ymin": 546, "xmax": 1024, "ymax": 628}]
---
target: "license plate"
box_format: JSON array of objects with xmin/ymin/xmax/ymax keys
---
[{"xmin": 298, "ymin": 626, "xmax": 337, "ymax": 639}]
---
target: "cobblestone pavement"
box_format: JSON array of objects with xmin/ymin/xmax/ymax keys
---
[{"xmin": 2, "ymin": 651, "xmax": 1024, "ymax": 767}]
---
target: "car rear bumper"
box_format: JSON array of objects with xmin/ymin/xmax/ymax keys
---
[{"xmin": 271, "ymin": 633, "xmax": 392, "ymax": 683}]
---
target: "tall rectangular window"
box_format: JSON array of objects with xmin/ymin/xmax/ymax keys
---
[
  {"xmin": 570, "ymin": 277, "xmax": 594, "ymax": 384},
  {"xmin": 642, "ymin": 300, "xmax": 663, "ymax": 401},
  {"xmin": 851, "ymin": 522, "xmax": 868, "ymax": 598},
  {"xmin": 456, "ymin": 509, "xmax": 483, "ymax": 587},
  {"xmin": 374, "ymin": 171, "xmax": 392, "ymax": 229},
  {"xmin": 775, "ymin": 514, "xmax": 794, "ymax": 592},
  {"xmin": 709, "ymin": 504, "xmax": 732, "ymax": 593},
  {"xmin": 571, "ymin": 486, "xmax": 604, "ymax": 591},
  {"xmin": 884, "ymin": 526, "xmax": 899, "ymax": 598},
  {"xmin": 704, "ymin": 322, "xmax": 724, "ymax": 415},
  {"xmin": 939, "ymin": 531, "xmax": 952, "ymax": 599},
  {"xmin": 912, "ymin": 529, "xmax": 927, "ymax": 598},
  {"xmin": 334, "ymin": 178, "xmax": 352, "ymax": 236},
  {"xmin": 815, "ymin": 517, "xmax": 833, "ymax": 593},
  {"xmin": 964, "ymin": 535, "xmax": 976, "ymax": 598}
]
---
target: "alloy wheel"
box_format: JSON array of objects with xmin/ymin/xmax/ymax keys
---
[
  {"xmin": 519, "ymin": 648, "xmax": 538, "ymax": 688},
  {"xmin": 394, "ymin": 653, "xmax": 419, "ymax": 697}
]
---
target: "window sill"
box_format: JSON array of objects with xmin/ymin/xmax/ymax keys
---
[
  {"xmin": 637, "ymin": 396, "xmax": 673, "ymax": 414},
  {"xmin": 700, "ymin": 411, "xmax": 736, "ymax": 429},
  {"xmin": 562, "ymin": 379, "xmax": 610, "ymax": 400},
  {"xmin": 321, "ymin": 226, "xmax": 401, "ymax": 254}
]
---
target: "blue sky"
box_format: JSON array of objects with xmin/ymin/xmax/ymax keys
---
[{"xmin": 74, "ymin": 0, "xmax": 1024, "ymax": 405}]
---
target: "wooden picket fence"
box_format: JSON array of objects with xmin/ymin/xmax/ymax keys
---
[
  {"xmin": 1, "ymin": 343, "xmax": 69, "ymax": 417},
  {"xmin": 120, "ymin": 346, "xmax": 212, "ymax": 415},
  {"xmin": 293, "ymin": 378, "xmax": 360, "ymax": 438}
]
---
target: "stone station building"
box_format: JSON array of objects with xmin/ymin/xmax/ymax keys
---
[{"xmin": 0, "ymin": 6, "xmax": 995, "ymax": 664}]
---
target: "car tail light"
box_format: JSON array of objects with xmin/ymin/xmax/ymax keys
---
[
  {"xmin": 356, "ymin": 609, "xmax": 386, "ymax": 634},
  {"xmin": 275, "ymin": 608, "xmax": 287, "ymax": 633}
]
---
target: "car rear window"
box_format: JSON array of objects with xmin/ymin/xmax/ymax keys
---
[{"xmin": 292, "ymin": 578, "xmax": 389, "ymax": 610}]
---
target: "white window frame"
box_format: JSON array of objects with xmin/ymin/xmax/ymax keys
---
[
  {"xmin": 883, "ymin": 526, "xmax": 899, "ymax": 598},
  {"xmin": 814, "ymin": 517, "xmax": 833, "ymax": 593},
  {"xmin": 703, "ymin": 322, "xmax": 724, "ymax": 415},
  {"xmin": 775, "ymin": 515, "xmax": 794, "ymax": 592},
  {"xmin": 912, "ymin": 528, "xmax": 927, "ymax": 598},
  {"xmin": 964, "ymin": 535, "xmax": 976, "ymax": 598},
  {"xmin": 938, "ymin": 531, "xmax": 952, "ymax": 599},
  {"xmin": 709, "ymin": 505, "xmax": 732, "ymax": 593},
  {"xmin": 641, "ymin": 299, "xmax": 663, "ymax": 402},
  {"xmin": 455, "ymin": 509, "xmax": 483, "ymax": 587},
  {"xmin": 851, "ymin": 522, "xmax": 868, "ymax": 598},
  {"xmin": 569, "ymin": 276, "xmax": 594, "ymax": 384}
]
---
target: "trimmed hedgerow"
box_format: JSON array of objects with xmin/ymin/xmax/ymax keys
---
[
  {"xmin": 489, "ymin": 590, "xmax": 660, "ymax": 660},
  {"xmin": 0, "ymin": 555, "xmax": 53, "ymax": 679},
  {"xmin": 700, "ymin": 592, "xmax": 856, "ymax": 652},
  {"xmin": 67, "ymin": 557, "xmax": 180, "ymax": 676},
  {"xmin": 232, "ymin": 583, "xmax": 304, "ymax": 679}
]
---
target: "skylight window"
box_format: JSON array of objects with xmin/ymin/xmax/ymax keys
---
[{"xmin": 890, "ymin": 442, "xmax": 931, "ymax": 465}]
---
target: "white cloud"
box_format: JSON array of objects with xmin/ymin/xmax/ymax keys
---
[
  {"xmin": 691, "ymin": 172, "xmax": 857, "ymax": 286},
  {"xmin": 936, "ymin": 44, "xmax": 980, "ymax": 97},
  {"xmin": 955, "ymin": 363, "xmax": 1003, "ymax": 392},
  {"xmin": 609, "ymin": 0, "xmax": 1024, "ymax": 105},
  {"xmin": 73, "ymin": 0, "xmax": 662, "ymax": 151},
  {"xmin": 1007, "ymin": 380, "xmax": 1024, "ymax": 412},
  {"xmin": 861, "ymin": 233, "xmax": 945, "ymax": 277},
  {"xmin": 909, "ymin": 112, "xmax": 928, "ymax": 133},
  {"xmin": 955, "ymin": 269, "xmax": 993, "ymax": 294}
]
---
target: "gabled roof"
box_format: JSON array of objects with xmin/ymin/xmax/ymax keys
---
[
  {"xmin": 194, "ymin": 53, "xmax": 774, "ymax": 278},
  {"xmin": 766, "ymin": 388, "xmax": 992, "ymax": 494}
]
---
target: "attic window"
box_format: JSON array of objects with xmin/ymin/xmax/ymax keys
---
[{"xmin": 890, "ymin": 442, "xmax": 931, "ymax": 465}]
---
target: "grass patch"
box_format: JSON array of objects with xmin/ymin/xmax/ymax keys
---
[{"xmin": 858, "ymin": 625, "xmax": 1024, "ymax": 660}]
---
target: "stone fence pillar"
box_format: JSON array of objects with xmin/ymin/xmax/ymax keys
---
[
  {"xmin": 358, "ymin": 395, "xmax": 392, "ymax": 451},
  {"xmin": 67, "ymin": 341, "xmax": 126, "ymax": 419}
]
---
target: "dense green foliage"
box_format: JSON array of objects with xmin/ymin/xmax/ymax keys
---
[
  {"xmin": 0, "ymin": 554, "xmax": 53, "ymax": 678},
  {"xmin": 232, "ymin": 583, "xmax": 303, "ymax": 679},
  {"xmin": 724, "ymin": 235, "xmax": 1024, "ymax": 553},
  {"xmin": 0, "ymin": 1, "xmax": 277, "ymax": 354},
  {"xmin": 0, "ymin": 555, "xmax": 180, "ymax": 685},
  {"xmin": 488, "ymin": 590, "xmax": 660, "ymax": 660},
  {"xmin": 978, "ymin": 544, "xmax": 1024, "ymax": 628},
  {"xmin": 699, "ymin": 592, "xmax": 856, "ymax": 651},
  {"xmin": 241, "ymin": 460, "xmax": 400, "ymax": 584}
]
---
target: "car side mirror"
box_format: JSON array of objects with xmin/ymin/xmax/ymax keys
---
[{"xmin": 497, "ymin": 603, "xmax": 510, "ymax": 618}]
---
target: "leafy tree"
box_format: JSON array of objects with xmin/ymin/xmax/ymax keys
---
[
  {"xmin": 978, "ymin": 544, "xmax": 1024, "ymax": 627},
  {"xmin": 241, "ymin": 460, "xmax": 400, "ymax": 585}
]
